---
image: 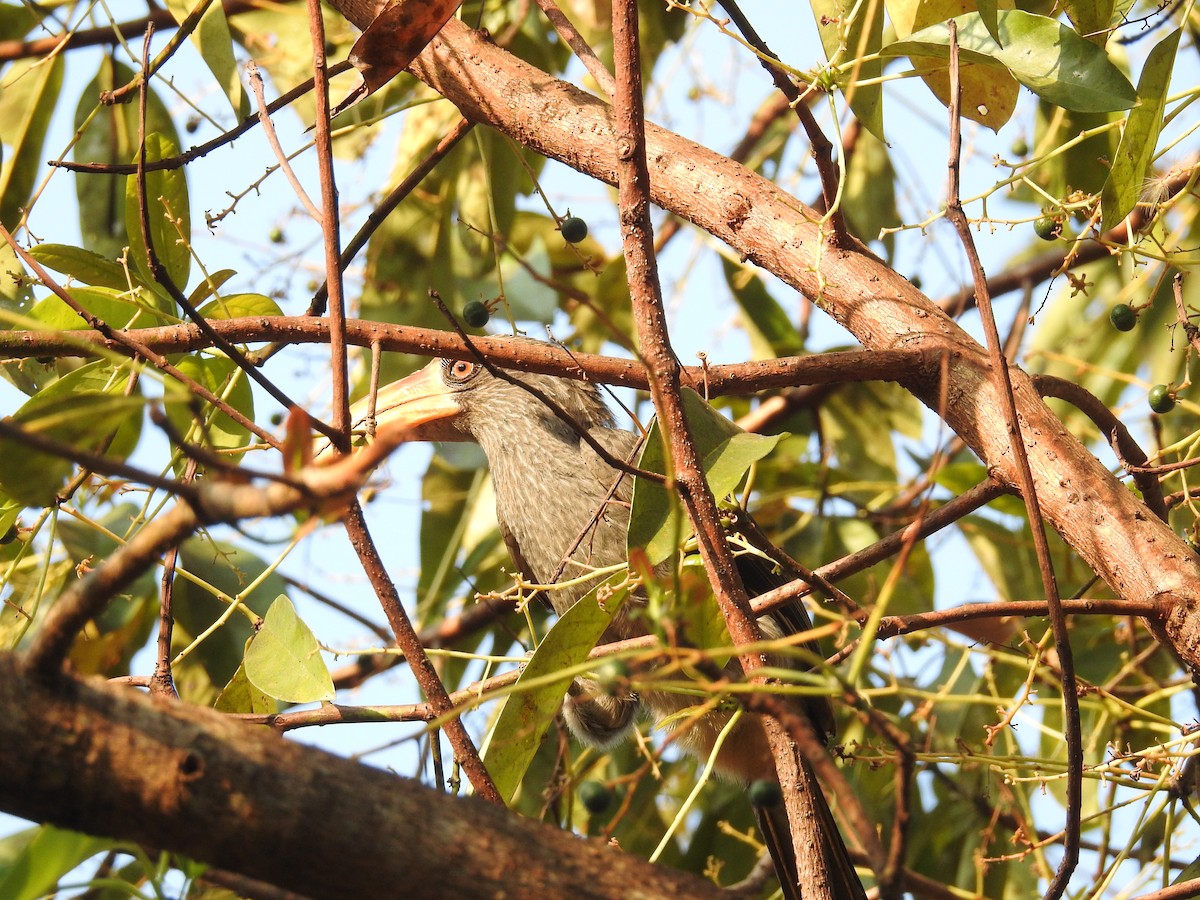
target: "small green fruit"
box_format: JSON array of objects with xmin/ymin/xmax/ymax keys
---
[
  {"xmin": 1034, "ymin": 216, "xmax": 1062, "ymax": 241},
  {"xmin": 1149, "ymin": 385, "xmax": 1176, "ymax": 414},
  {"xmin": 268, "ymin": 227, "xmax": 285, "ymax": 244},
  {"xmin": 1108, "ymin": 304, "xmax": 1136, "ymax": 332},
  {"xmin": 560, "ymin": 215, "xmax": 589, "ymax": 244},
  {"xmin": 1010, "ymin": 138, "xmax": 1029, "ymax": 157},
  {"xmin": 462, "ymin": 300, "xmax": 490, "ymax": 328},
  {"xmin": 578, "ymin": 780, "xmax": 612, "ymax": 814},
  {"xmin": 749, "ymin": 779, "xmax": 783, "ymax": 807}
]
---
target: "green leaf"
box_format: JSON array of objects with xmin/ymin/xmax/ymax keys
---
[
  {"xmin": 842, "ymin": 127, "xmax": 898, "ymax": 253},
  {"xmin": 0, "ymin": 55, "xmax": 64, "ymax": 229},
  {"xmin": 124, "ymin": 132, "xmax": 191, "ymax": 290},
  {"xmin": 73, "ymin": 58, "xmax": 179, "ymax": 261},
  {"xmin": 0, "ymin": 825, "xmax": 116, "ymax": 900},
  {"xmin": 164, "ymin": 354, "xmax": 254, "ymax": 457},
  {"xmin": 812, "ymin": 0, "xmax": 885, "ymax": 140},
  {"xmin": 243, "ymin": 595, "xmax": 334, "ymax": 703},
  {"xmin": 482, "ymin": 578, "xmax": 629, "ymax": 804},
  {"xmin": 28, "ymin": 244, "xmax": 129, "ymax": 290},
  {"xmin": 29, "ymin": 285, "xmax": 175, "ymax": 331},
  {"xmin": 0, "ymin": 236, "xmax": 33, "ymax": 320},
  {"xmin": 215, "ymin": 662, "xmax": 279, "ymax": 714},
  {"xmin": 196, "ymin": 292, "xmax": 284, "ymax": 320},
  {"xmin": 882, "ymin": 11, "xmax": 1137, "ymax": 113},
  {"xmin": 720, "ymin": 257, "xmax": 803, "ymax": 358},
  {"xmin": 164, "ymin": 0, "xmax": 249, "ymax": 119},
  {"xmin": 1100, "ymin": 29, "xmax": 1180, "ymax": 231},
  {"xmin": 0, "ymin": 361, "xmax": 144, "ymax": 506},
  {"xmin": 629, "ymin": 390, "xmax": 784, "ymax": 566}
]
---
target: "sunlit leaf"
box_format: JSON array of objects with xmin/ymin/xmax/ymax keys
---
[
  {"xmin": 163, "ymin": 354, "xmax": 254, "ymax": 457},
  {"xmin": 215, "ymin": 662, "xmax": 280, "ymax": 714},
  {"xmin": 0, "ymin": 360, "xmax": 143, "ymax": 506},
  {"xmin": 0, "ymin": 55, "xmax": 64, "ymax": 229},
  {"xmin": 812, "ymin": 0, "xmax": 885, "ymax": 139},
  {"xmin": 196, "ymin": 292, "xmax": 284, "ymax": 320},
  {"xmin": 629, "ymin": 390, "xmax": 785, "ymax": 566},
  {"xmin": 243, "ymin": 595, "xmax": 334, "ymax": 703},
  {"xmin": 124, "ymin": 132, "xmax": 191, "ymax": 290},
  {"xmin": 28, "ymin": 244, "xmax": 128, "ymax": 291},
  {"xmin": 482, "ymin": 577, "xmax": 628, "ymax": 804},
  {"xmin": 1100, "ymin": 29, "xmax": 1180, "ymax": 231},
  {"xmin": 0, "ymin": 825, "xmax": 118, "ymax": 900},
  {"xmin": 164, "ymin": 0, "xmax": 249, "ymax": 119},
  {"xmin": 882, "ymin": 11, "xmax": 1136, "ymax": 113}
]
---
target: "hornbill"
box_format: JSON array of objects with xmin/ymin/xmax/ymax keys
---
[{"xmin": 354, "ymin": 345, "xmax": 865, "ymax": 899}]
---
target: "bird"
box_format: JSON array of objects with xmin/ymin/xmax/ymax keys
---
[{"xmin": 354, "ymin": 342, "xmax": 864, "ymax": 899}]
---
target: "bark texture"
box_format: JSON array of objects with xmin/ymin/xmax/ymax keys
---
[
  {"xmin": 0, "ymin": 655, "xmax": 722, "ymax": 899},
  {"xmin": 330, "ymin": 14, "xmax": 1200, "ymax": 673}
]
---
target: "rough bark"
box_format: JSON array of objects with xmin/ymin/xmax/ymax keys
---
[
  {"xmin": 319, "ymin": 13, "xmax": 1199, "ymax": 673},
  {"xmin": 0, "ymin": 654, "xmax": 721, "ymax": 900}
]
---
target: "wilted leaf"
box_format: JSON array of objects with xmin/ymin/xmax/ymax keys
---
[
  {"xmin": 243, "ymin": 595, "xmax": 334, "ymax": 703},
  {"xmin": 333, "ymin": 0, "xmax": 463, "ymax": 117}
]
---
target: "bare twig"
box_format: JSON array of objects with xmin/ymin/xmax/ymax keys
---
[{"xmin": 942, "ymin": 23, "xmax": 1080, "ymax": 898}]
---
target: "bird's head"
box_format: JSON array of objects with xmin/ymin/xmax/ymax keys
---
[{"xmin": 355, "ymin": 352, "xmax": 616, "ymax": 451}]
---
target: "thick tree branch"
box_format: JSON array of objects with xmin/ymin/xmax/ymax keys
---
[{"xmin": 0, "ymin": 654, "xmax": 723, "ymax": 900}]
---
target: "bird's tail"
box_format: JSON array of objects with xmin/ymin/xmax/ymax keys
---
[{"xmin": 755, "ymin": 757, "xmax": 865, "ymax": 900}]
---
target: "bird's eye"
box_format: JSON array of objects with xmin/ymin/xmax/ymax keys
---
[{"xmin": 443, "ymin": 359, "xmax": 478, "ymax": 384}]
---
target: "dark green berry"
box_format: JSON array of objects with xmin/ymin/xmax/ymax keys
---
[
  {"xmin": 1149, "ymin": 384, "xmax": 1176, "ymax": 414},
  {"xmin": 462, "ymin": 300, "xmax": 490, "ymax": 328},
  {"xmin": 1010, "ymin": 138, "xmax": 1029, "ymax": 157},
  {"xmin": 1109, "ymin": 304, "xmax": 1137, "ymax": 332},
  {"xmin": 748, "ymin": 779, "xmax": 783, "ymax": 808},
  {"xmin": 1034, "ymin": 216, "xmax": 1062, "ymax": 241},
  {"xmin": 560, "ymin": 215, "xmax": 589, "ymax": 244},
  {"xmin": 578, "ymin": 780, "xmax": 612, "ymax": 814}
]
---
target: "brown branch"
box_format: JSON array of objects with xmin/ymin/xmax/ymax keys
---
[
  {"xmin": 532, "ymin": 0, "xmax": 614, "ymax": 96},
  {"xmin": 340, "ymin": 501, "xmax": 503, "ymax": 805},
  {"xmin": 0, "ymin": 317, "xmax": 939, "ymax": 392},
  {"xmin": 1031, "ymin": 374, "xmax": 1167, "ymax": 522},
  {"xmin": 0, "ymin": 653, "xmax": 725, "ymax": 900},
  {"xmin": 942, "ymin": 25, "xmax": 1079, "ymax": 898},
  {"xmin": 713, "ymin": 0, "xmax": 847, "ymax": 244}
]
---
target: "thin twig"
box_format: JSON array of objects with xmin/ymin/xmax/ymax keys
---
[
  {"xmin": 248, "ymin": 63, "xmax": 323, "ymax": 224},
  {"xmin": 942, "ymin": 23, "xmax": 1080, "ymax": 898}
]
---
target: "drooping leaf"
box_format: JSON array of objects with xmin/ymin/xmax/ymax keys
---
[
  {"xmin": 882, "ymin": 11, "xmax": 1137, "ymax": 113},
  {"xmin": 243, "ymin": 595, "xmax": 334, "ymax": 703},
  {"xmin": 72, "ymin": 58, "xmax": 179, "ymax": 261},
  {"xmin": 1100, "ymin": 29, "xmax": 1180, "ymax": 231},
  {"xmin": 482, "ymin": 577, "xmax": 629, "ymax": 804},
  {"xmin": 0, "ymin": 237, "xmax": 32, "ymax": 320},
  {"xmin": 812, "ymin": 0, "xmax": 885, "ymax": 139},
  {"xmin": 124, "ymin": 132, "xmax": 191, "ymax": 290},
  {"xmin": 164, "ymin": 0, "xmax": 250, "ymax": 119},
  {"xmin": 884, "ymin": 0, "xmax": 1018, "ymax": 130},
  {"xmin": 629, "ymin": 390, "xmax": 785, "ymax": 566},
  {"xmin": 163, "ymin": 354, "xmax": 254, "ymax": 457},
  {"xmin": 720, "ymin": 257, "xmax": 804, "ymax": 358},
  {"xmin": 0, "ymin": 55, "xmax": 64, "ymax": 229}
]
